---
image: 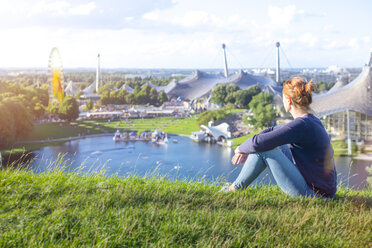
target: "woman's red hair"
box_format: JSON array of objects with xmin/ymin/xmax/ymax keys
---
[{"xmin": 282, "ymin": 77, "xmax": 317, "ymax": 109}]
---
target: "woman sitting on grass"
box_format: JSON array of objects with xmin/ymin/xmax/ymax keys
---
[{"xmin": 221, "ymin": 77, "xmax": 337, "ymax": 198}]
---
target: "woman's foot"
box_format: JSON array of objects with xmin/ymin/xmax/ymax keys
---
[{"xmin": 219, "ymin": 185, "xmax": 237, "ymax": 193}]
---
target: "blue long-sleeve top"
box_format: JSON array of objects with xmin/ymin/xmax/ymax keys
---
[{"xmin": 239, "ymin": 113, "xmax": 337, "ymax": 197}]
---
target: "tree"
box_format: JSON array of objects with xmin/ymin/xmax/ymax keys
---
[
  {"xmin": 0, "ymin": 102, "xmax": 15, "ymax": 148},
  {"xmin": 248, "ymin": 92, "xmax": 273, "ymax": 110},
  {"xmin": 33, "ymin": 102, "xmax": 45, "ymax": 119},
  {"xmin": 225, "ymin": 91, "xmax": 237, "ymax": 104},
  {"xmin": 86, "ymin": 99, "xmax": 93, "ymax": 110},
  {"xmin": 226, "ymin": 84, "xmax": 240, "ymax": 94},
  {"xmin": 158, "ymin": 90, "xmax": 168, "ymax": 105},
  {"xmin": 211, "ymin": 84, "xmax": 240, "ymax": 107},
  {"xmin": 117, "ymin": 90, "xmax": 127, "ymax": 104},
  {"xmin": 2, "ymin": 97, "xmax": 33, "ymax": 139},
  {"xmin": 211, "ymin": 84, "xmax": 227, "ymax": 106},
  {"xmin": 235, "ymin": 85, "xmax": 261, "ymax": 108},
  {"xmin": 136, "ymin": 84, "xmax": 151, "ymax": 104},
  {"xmin": 100, "ymin": 91, "xmax": 111, "ymax": 105},
  {"xmin": 75, "ymin": 91, "xmax": 83, "ymax": 99},
  {"xmin": 316, "ymin": 81, "xmax": 327, "ymax": 93},
  {"xmin": 248, "ymin": 103, "xmax": 276, "ymax": 129},
  {"xmin": 148, "ymin": 88, "xmax": 158, "ymax": 106},
  {"xmin": 46, "ymin": 101, "xmax": 59, "ymax": 115},
  {"xmin": 125, "ymin": 94, "xmax": 135, "ymax": 104},
  {"xmin": 327, "ymin": 82, "xmax": 335, "ymax": 90},
  {"xmin": 58, "ymin": 96, "xmax": 79, "ymax": 121},
  {"xmin": 247, "ymin": 93, "xmax": 276, "ymax": 130}
]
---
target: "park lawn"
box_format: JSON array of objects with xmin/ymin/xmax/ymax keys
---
[
  {"xmin": 162, "ymin": 117, "xmax": 200, "ymax": 135},
  {"xmin": 231, "ymin": 131, "xmax": 259, "ymax": 148},
  {"xmin": 0, "ymin": 168, "xmax": 371, "ymax": 247},
  {"xmin": 21, "ymin": 117, "xmax": 195, "ymax": 142},
  {"xmin": 24, "ymin": 122, "xmax": 103, "ymax": 141}
]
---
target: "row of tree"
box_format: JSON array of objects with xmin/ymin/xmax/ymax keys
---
[
  {"xmin": 209, "ymin": 84, "xmax": 276, "ymax": 130},
  {"xmin": 0, "ymin": 80, "xmax": 81, "ymax": 148},
  {"xmin": 47, "ymin": 96, "xmax": 80, "ymax": 121},
  {"xmin": 100, "ymin": 84, "xmax": 168, "ymax": 106},
  {"xmin": 0, "ymin": 81, "xmax": 49, "ymax": 148},
  {"xmin": 211, "ymin": 84, "xmax": 261, "ymax": 109}
]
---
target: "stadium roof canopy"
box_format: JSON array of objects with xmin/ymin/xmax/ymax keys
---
[
  {"xmin": 328, "ymin": 75, "xmax": 349, "ymax": 93},
  {"xmin": 166, "ymin": 69, "xmax": 278, "ymax": 100},
  {"xmin": 311, "ymin": 52, "xmax": 372, "ymax": 117}
]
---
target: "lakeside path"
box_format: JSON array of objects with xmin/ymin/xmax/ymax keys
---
[
  {"xmin": 354, "ymin": 153, "xmax": 372, "ymax": 161},
  {"xmin": 15, "ymin": 133, "xmax": 113, "ymax": 145},
  {"xmin": 15, "ymin": 133, "xmax": 192, "ymax": 146}
]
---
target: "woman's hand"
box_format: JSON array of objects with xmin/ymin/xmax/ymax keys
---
[{"xmin": 232, "ymin": 147, "xmax": 248, "ymax": 165}]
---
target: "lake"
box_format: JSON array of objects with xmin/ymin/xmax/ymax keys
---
[{"xmin": 30, "ymin": 135, "xmax": 371, "ymax": 189}]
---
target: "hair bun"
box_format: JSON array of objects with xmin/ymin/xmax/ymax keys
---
[
  {"xmin": 283, "ymin": 77, "xmax": 315, "ymax": 108},
  {"xmin": 305, "ymin": 80, "xmax": 317, "ymax": 94}
]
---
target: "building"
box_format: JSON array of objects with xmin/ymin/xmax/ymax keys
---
[{"xmin": 311, "ymin": 52, "xmax": 372, "ymax": 142}]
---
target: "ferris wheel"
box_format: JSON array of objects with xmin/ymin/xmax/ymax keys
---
[{"xmin": 48, "ymin": 47, "xmax": 64, "ymax": 102}]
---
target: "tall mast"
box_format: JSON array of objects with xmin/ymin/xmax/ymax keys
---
[
  {"xmin": 96, "ymin": 53, "xmax": 100, "ymax": 92},
  {"xmin": 275, "ymin": 42, "xmax": 280, "ymax": 84},
  {"xmin": 222, "ymin": 43, "xmax": 229, "ymax": 78}
]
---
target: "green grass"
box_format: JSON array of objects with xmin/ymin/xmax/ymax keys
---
[
  {"xmin": 0, "ymin": 168, "xmax": 371, "ymax": 247},
  {"xmin": 231, "ymin": 131, "xmax": 259, "ymax": 149},
  {"xmin": 331, "ymin": 140, "xmax": 359, "ymax": 156}
]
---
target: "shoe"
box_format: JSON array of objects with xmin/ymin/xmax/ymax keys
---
[{"xmin": 219, "ymin": 186, "xmax": 230, "ymax": 193}]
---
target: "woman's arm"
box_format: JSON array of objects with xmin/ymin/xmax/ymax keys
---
[{"xmin": 238, "ymin": 119, "xmax": 305, "ymax": 154}]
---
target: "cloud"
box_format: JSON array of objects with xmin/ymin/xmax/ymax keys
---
[
  {"xmin": 267, "ymin": 5, "xmax": 320, "ymax": 28},
  {"xmin": 142, "ymin": 9, "xmax": 249, "ymax": 31},
  {"xmin": 29, "ymin": 1, "xmax": 71, "ymax": 16},
  {"xmin": 142, "ymin": 9, "xmax": 161, "ymax": 21},
  {"xmin": 68, "ymin": 2, "xmax": 96, "ymax": 16},
  {"xmin": 171, "ymin": 10, "xmax": 211, "ymax": 27},
  {"xmin": 28, "ymin": 1, "xmax": 96, "ymax": 16},
  {"xmin": 299, "ymin": 33, "xmax": 318, "ymax": 47},
  {"xmin": 347, "ymin": 37, "xmax": 370, "ymax": 49},
  {"xmin": 267, "ymin": 5, "xmax": 298, "ymax": 27}
]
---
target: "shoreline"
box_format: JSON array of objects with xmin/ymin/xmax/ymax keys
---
[{"xmin": 10, "ymin": 132, "xmax": 372, "ymax": 159}]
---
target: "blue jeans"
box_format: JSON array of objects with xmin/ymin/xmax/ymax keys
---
[{"xmin": 232, "ymin": 146, "xmax": 316, "ymax": 197}]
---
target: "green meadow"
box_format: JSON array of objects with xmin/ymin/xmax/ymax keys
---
[{"xmin": 0, "ymin": 168, "xmax": 371, "ymax": 247}]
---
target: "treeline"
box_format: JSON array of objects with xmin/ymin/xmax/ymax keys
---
[
  {"xmin": 99, "ymin": 84, "xmax": 168, "ymax": 106},
  {"xmin": 314, "ymin": 81, "xmax": 335, "ymax": 93},
  {"xmin": 47, "ymin": 96, "xmax": 79, "ymax": 122},
  {"xmin": 211, "ymin": 84, "xmax": 261, "ymax": 108},
  {"xmin": 197, "ymin": 104, "xmax": 234, "ymax": 126},
  {"xmin": 207, "ymin": 84, "xmax": 276, "ymax": 130},
  {"xmin": 0, "ymin": 71, "xmax": 183, "ymax": 92},
  {"xmin": 100, "ymin": 76, "xmax": 182, "ymax": 90},
  {"xmin": 0, "ymin": 81, "xmax": 49, "ymax": 148},
  {"xmin": 244, "ymin": 92, "xmax": 276, "ymax": 129},
  {"xmin": 0, "ymin": 80, "xmax": 81, "ymax": 148}
]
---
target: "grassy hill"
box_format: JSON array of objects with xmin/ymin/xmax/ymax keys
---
[{"xmin": 0, "ymin": 168, "xmax": 371, "ymax": 247}]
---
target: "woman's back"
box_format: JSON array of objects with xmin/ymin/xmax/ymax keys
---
[{"xmin": 288, "ymin": 114, "xmax": 337, "ymax": 197}]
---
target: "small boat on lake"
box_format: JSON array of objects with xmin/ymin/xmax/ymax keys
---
[
  {"xmin": 113, "ymin": 130, "xmax": 124, "ymax": 141},
  {"xmin": 113, "ymin": 130, "xmax": 150, "ymax": 142},
  {"xmin": 152, "ymin": 129, "xmax": 168, "ymax": 145}
]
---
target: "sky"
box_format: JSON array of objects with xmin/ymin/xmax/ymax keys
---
[{"xmin": 0, "ymin": 0, "xmax": 371, "ymax": 69}]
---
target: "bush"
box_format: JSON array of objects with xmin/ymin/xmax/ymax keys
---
[
  {"xmin": 58, "ymin": 96, "xmax": 79, "ymax": 121},
  {"xmin": 197, "ymin": 109, "xmax": 228, "ymax": 126}
]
